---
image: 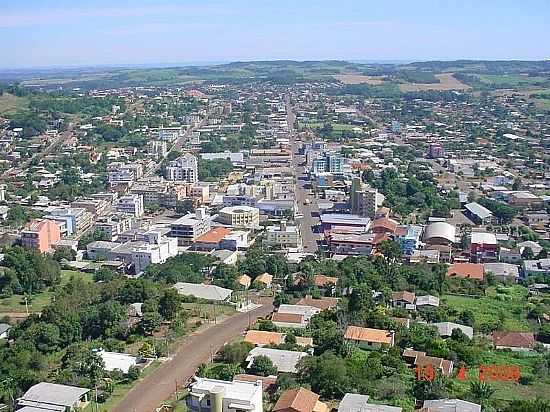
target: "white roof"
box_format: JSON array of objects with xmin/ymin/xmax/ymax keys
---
[
  {"xmin": 431, "ymin": 322, "xmax": 473, "ymax": 339},
  {"xmin": 18, "ymin": 383, "xmax": 89, "ymax": 409},
  {"xmin": 422, "ymin": 399, "xmax": 481, "ymax": 412},
  {"xmin": 424, "ymin": 222, "xmax": 456, "ymax": 243},
  {"xmin": 415, "ymin": 295, "xmax": 440, "ymax": 307},
  {"xmin": 98, "ymin": 350, "xmax": 138, "ymax": 373},
  {"xmin": 338, "ymin": 395, "xmax": 402, "ymax": 412},
  {"xmin": 470, "ymin": 232, "xmax": 497, "ymax": 245},
  {"xmin": 173, "ymin": 282, "xmax": 232, "ymax": 301},
  {"xmin": 191, "ymin": 377, "xmax": 262, "ymax": 402},
  {"xmin": 277, "ymin": 304, "xmax": 320, "ymax": 318},
  {"xmin": 246, "ymin": 347, "xmax": 308, "ymax": 373}
]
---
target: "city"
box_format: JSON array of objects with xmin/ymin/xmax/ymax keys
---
[{"xmin": 0, "ymin": 2, "xmax": 550, "ymax": 412}]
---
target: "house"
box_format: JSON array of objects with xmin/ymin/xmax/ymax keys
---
[
  {"xmin": 245, "ymin": 347, "xmax": 309, "ymax": 374},
  {"xmin": 173, "ymin": 283, "xmax": 233, "ymax": 302},
  {"xmin": 187, "ymin": 377, "xmax": 263, "ymax": 412},
  {"xmin": 273, "ymin": 388, "xmax": 328, "ymax": 412},
  {"xmin": 344, "ymin": 326, "xmax": 394, "ymax": 349},
  {"xmin": 194, "ymin": 227, "xmax": 232, "ymax": 251},
  {"xmin": 272, "ymin": 312, "xmax": 307, "ymax": 329},
  {"xmin": 421, "ymin": 399, "xmax": 481, "ymax": 412},
  {"xmin": 464, "ymin": 202, "xmax": 493, "ymax": 225},
  {"xmin": 296, "ymin": 296, "xmax": 338, "ymax": 311},
  {"xmin": 16, "ymin": 382, "xmax": 90, "ymax": 412},
  {"xmin": 238, "ymin": 274, "xmax": 252, "ymax": 289},
  {"xmin": 97, "ymin": 350, "xmax": 140, "ymax": 373},
  {"xmin": 415, "ymin": 295, "xmax": 440, "ymax": 309},
  {"xmin": 0, "ymin": 323, "xmax": 10, "ymax": 339},
  {"xmin": 391, "ymin": 291, "xmax": 416, "ymax": 310},
  {"xmin": 338, "ymin": 393, "xmax": 402, "ymax": 412},
  {"xmin": 470, "ymin": 232, "xmax": 498, "ymax": 262},
  {"xmin": 275, "ymin": 304, "xmax": 321, "ymax": 328},
  {"xmin": 403, "ymin": 350, "xmax": 454, "ymax": 377},
  {"xmin": 492, "ymin": 331, "xmax": 535, "ymax": 351},
  {"xmin": 244, "ymin": 330, "xmax": 285, "ymax": 346},
  {"xmin": 446, "ymin": 263, "xmax": 485, "ymax": 281},
  {"xmin": 313, "ymin": 275, "xmax": 338, "ymax": 287},
  {"xmin": 254, "ymin": 273, "xmax": 273, "ymax": 288},
  {"xmin": 431, "ymin": 322, "xmax": 473, "ymax": 339},
  {"xmin": 483, "ymin": 262, "xmax": 520, "ymax": 282},
  {"xmin": 523, "ymin": 258, "xmax": 550, "ymax": 276},
  {"xmin": 233, "ymin": 374, "xmax": 277, "ymax": 394}
]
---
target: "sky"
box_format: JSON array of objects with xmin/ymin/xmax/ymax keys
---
[{"xmin": 1, "ymin": 0, "xmax": 550, "ymax": 68}]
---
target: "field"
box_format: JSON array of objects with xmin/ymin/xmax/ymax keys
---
[
  {"xmin": 442, "ymin": 285, "xmax": 532, "ymax": 331},
  {"xmin": 399, "ymin": 73, "xmax": 471, "ymax": 92},
  {"xmin": 0, "ymin": 92, "xmax": 29, "ymax": 116},
  {"xmin": 0, "ymin": 269, "xmax": 92, "ymax": 314},
  {"xmin": 334, "ymin": 74, "xmax": 386, "ymax": 85},
  {"xmin": 477, "ymin": 74, "xmax": 549, "ymax": 88}
]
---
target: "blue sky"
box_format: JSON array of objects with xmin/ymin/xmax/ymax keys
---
[{"xmin": 2, "ymin": 0, "xmax": 549, "ymax": 68}]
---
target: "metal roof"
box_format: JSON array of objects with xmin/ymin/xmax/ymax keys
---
[
  {"xmin": 18, "ymin": 383, "xmax": 89, "ymax": 409},
  {"xmin": 465, "ymin": 202, "xmax": 493, "ymax": 219},
  {"xmin": 173, "ymin": 282, "xmax": 232, "ymax": 301}
]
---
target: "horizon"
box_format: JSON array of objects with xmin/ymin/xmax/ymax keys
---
[{"xmin": 2, "ymin": 0, "xmax": 550, "ymax": 69}]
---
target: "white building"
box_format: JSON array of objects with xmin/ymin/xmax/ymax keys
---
[
  {"xmin": 170, "ymin": 207, "xmax": 211, "ymax": 245},
  {"xmin": 264, "ymin": 221, "xmax": 302, "ymax": 250},
  {"xmin": 245, "ymin": 347, "xmax": 308, "ymax": 374},
  {"xmin": 187, "ymin": 378, "xmax": 263, "ymax": 412},
  {"xmin": 173, "ymin": 282, "xmax": 232, "ymax": 301},
  {"xmin": 165, "ymin": 153, "xmax": 198, "ymax": 183},
  {"xmin": 97, "ymin": 350, "xmax": 139, "ymax": 373},
  {"xmin": 218, "ymin": 206, "xmax": 260, "ymax": 228},
  {"xmin": 117, "ymin": 194, "xmax": 145, "ymax": 218}
]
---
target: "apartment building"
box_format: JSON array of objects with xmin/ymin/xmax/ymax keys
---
[
  {"xmin": 170, "ymin": 207, "xmax": 211, "ymax": 245},
  {"xmin": 43, "ymin": 207, "xmax": 94, "ymax": 237},
  {"xmin": 21, "ymin": 219, "xmax": 61, "ymax": 253},
  {"xmin": 117, "ymin": 194, "xmax": 145, "ymax": 218},
  {"xmin": 218, "ymin": 206, "xmax": 260, "ymax": 228},
  {"xmin": 165, "ymin": 153, "xmax": 198, "ymax": 183},
  {"xmin": 94, "ymin": 214, "xmax": 134, "ymax": 241},
  {"xmin": 187, "ymin": 378, "xmax": 263, "ymax": 412},
  {"xmin": 264, "ymin": 220, "xmax": 302, "ymax": 249}
]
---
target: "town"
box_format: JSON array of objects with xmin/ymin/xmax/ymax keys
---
[{"xmin": 0, "ymin": 58, "xmax": 549, "ymax": 412}]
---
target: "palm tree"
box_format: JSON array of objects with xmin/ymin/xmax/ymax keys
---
[{"xmin": 470, "ymin": 381, "xmax": 495, "ymax": 405}]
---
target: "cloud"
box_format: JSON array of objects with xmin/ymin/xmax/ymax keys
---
[{"xmin": 0, "ymin": 4, "xmax": 231, "ymax": 28}]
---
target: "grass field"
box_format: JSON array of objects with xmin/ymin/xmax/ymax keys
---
[
  {"xmin": 0, "ymin": 93, "xmax": 29, "ymax": 116},
  {"xmin": 0, "ymin": 269, "xmax": 92, "ymax": 314},
  {"xmin": 477, "ymin": 74, "xmax": 549, "ymax": 88},
  {"xmin": 399, "ymin": 73, "xmax": 470, "ymax": 92},
  {"xmin": 442, "ymin": 285, "xmax": 532, "ymax": 331},
  {"xmin": 334, "ymin": 74, "xmax": 386, "ymax": 85},
  {"xmin": 182, "ymin": 302, "xmax": 236, "ymax": 319}
]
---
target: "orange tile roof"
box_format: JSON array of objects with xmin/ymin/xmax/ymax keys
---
[
  {"xmin": 447, "ymin": 263, "xmax": 485, "ymax": 280},
  {"xmin": 274, "ymin": 388, "xmax": 320, "ymax": 412},
  {"xmin": 344, "ymin": 325, "xmax": 393, "ymax": 345},
  {"xmin": 492, "ymin": 331, "xmax": 535, "ymax": 349},
  {"xmin": 296, "ymin": 296, "xmax": 338, "ymax": 310},
  {"xmin": 313, "ymin": 275, "xmax": 338, "ymax": 287},
  {"xmin": 238, "ymin": 274, "xmax": 252, "ymax": 287},
  {"xmin": 196, "ymin": 227, "xmax": 231, "ymax": 244},
  {"xmin": 255, "ymin": 273, "xmax": 273, "ymax": 284},
  {"xmin": 392, "ymin": 291, "xmax": 416, "ymax": 304},
  {"xmin": 244, "ymin": 330, "xmax": 285, "ymax": 346},
  {"xmin": 272, "ymin": 312, "xmax": 303, "ymax": 324}
]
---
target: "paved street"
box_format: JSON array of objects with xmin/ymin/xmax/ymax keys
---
[
  {"xmin": 112, "ymin": 299, "xmax": 273, "ymax": 412},
  {"xmin": 286, "ymin": 95, "xmax": 320, "ymax": 254}
]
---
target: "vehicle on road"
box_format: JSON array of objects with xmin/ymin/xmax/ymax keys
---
[{"xmin": 303, "ymin": 199, "xmax": 311, "ymax": 205}]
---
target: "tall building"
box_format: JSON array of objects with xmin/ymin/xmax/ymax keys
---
[
  {"xmin": 170, "ymin": 207, "xmax": 211, "ymax": 245},
  {"xmin": 350, "ymin": 177, "xmax": 379, "ymax": 219},
  {"xmin": 21, "ymin": 219, "xmax": 61, "ymax": 253},
  {"xmin": 311, "ymin": 152, "xmax": 344, "ymax": 174},
  {"xmin": 165, "ymin": 153, "xmax": 198, "ymax": 183},
  {"xmin": 147, "ymin": 140, "xmax": 168, "ymax": 159},
  {"xmin": 427, "ymin": 143, "xmax": 444, "ymax": 159},
  {"xmin": 117, "ymin": 194, "xmax": 145, "ymax": 218}
]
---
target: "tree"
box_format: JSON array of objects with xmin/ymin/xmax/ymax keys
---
[
  {"xmin": 158, "ymin": 288, "xmax": 181, "ymax": 321},
  {"xmin": 139, "ymin": 312, "xmax": 162, "ymax": 335},
  {"xmin": 470, "ymin": 381, "xmax": 495, "ymax": 406},
  {"xmin": 138, "ymin": 342, "xmax": 155, "ymax": 358},
  {"xmin": 53, "ymin": 247, "xmax": 76, "ymax": 262},
  {"xmin": 127, "ymin": 365, "xmax": 141, "ymax": 381},
  {"xmin": 248, "ymin": 355, "xmax": 277, "ymax": 376},
  {"xmin": 378, "ymin": 240, "xmax": 402, "ymax": 261},
  {"xmin": 297, "ymin": 351, "xmax": 349, "ymax": 398},
  {"xmin": 219, "ymin": 341, "xmax": 254, "ymax": 364}
]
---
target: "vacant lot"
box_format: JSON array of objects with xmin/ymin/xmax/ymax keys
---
[
  {"xmin": 0, "ymin": 93, "xmax": 29, "ymax": 116},
  {"xmin": 399, "ymin": 73, "xmax": 471, "ymax": 92},
  {"xmin": 334, "ymin": 74, "xmax": 386, "ymax": 85}
]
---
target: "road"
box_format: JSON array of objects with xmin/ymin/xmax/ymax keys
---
[
  {"xmin": 285, "ymin": 95, "xmax": 319, "ymax": 254},
  {"xmin": 112, "ymin": 299, "xmax": 273, "ymax": 412}
]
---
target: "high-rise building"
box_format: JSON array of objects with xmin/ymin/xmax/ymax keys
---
[
  {"xmin": 117, "ymin": 194, "xmax": 145, "ymax": 218},
  {"xmin": 21, "ymin": 219, "xmax": 61, "ymax": 253},
  {"xmin": 165, "ymin": 153, "xmax": 198, "ymax": 183},
  {"xmin": 350, "ymin": 177, "xmax": 379, "ymax": 219}
]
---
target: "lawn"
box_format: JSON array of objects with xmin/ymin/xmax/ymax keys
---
[
  {"xmin": 0, "ymin": 269, "xmax": 92, "ymax": 314},
  {"xmin": 442, "ymin": 285, "xmax": 532, "ymax": 331},
  {"xmin": 0, "ymin": 92, "xmax": 29, "ymax": 116},
  {"xmin": 182, "ymin": 302, "xmax": 236, "ymax": 320}
]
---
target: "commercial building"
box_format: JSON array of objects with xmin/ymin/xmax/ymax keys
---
[
  {"xmin": 170, "ymin": 208, "xmax": 211, "ymax": 245},
  {"xmin": 218, "ymin": 206, "xmax": 260, "ymax": 228},
  {"xmin": 21, "ymin": 219, "xmax": 61, "ymax": 253},
  {"xmin": 396, "ymin": 225, "xmax": 423, "ymax": 255},
  {"xmin": 165, "ymin": 153, "xmax": 198, "ymax": 183},
  {"xmin": 94, "ymin": 214, "xmax": 134, "ymax": 241},
  {"xmin": 43, "ymin": 207, "xmax": 94, "ymax": 237},
  {"xmin": 187, "ymin": 377, "xmax": 263, "ymax": 412},
  {"xmin": 470, "ymin": 232, "xmax": 498, "ymax": 262},
  {"xmin": 320, "ymin": 214, "xmax": 371, "ymax": 232},
  {"xmin": 350, "ymin": 177, "xmax": 380, "ymax": 219},
  {"xmin": 264, "ymin": 220, "xmax": 302, "ymax": 249},
  {"xmin": 464, "ymin": 202, "xmax": 493, "ymax": 225},
  {"xmin": 117, "ymin": 194, "xmax": 145, "ymax": 218},
  {"xmin": 423, "ymin": 222, "xmax": 456, "ymax": 245}
]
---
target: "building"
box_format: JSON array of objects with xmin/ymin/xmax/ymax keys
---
[
  {"xmin": 170, "ymin": 208, "xmax": 211, "ymax": 245},
  {"xmin": 274, "ymin": 304, "xmax": 321, "ymax": 329},
  {"xmin": 254, "ymin": 273, "xmax": 273, "ymax": 288},
  {"xmin": 273, "ymin": 388, "xmax": 328, "ymax": 412},
  {"xmin": 244, "ymin": 330, "xmax": 285, "ymax": 346},
  {"xmin": 338, "ymin": 393, "xmax": 402, "ymax": 412},
  {"xmin": 470, "ymin": 232, "xmax": 498, "ymax": 262},
  {"xmin": 415, "ymin": 295, "xmax": 440, "ymax": 308},
  {"xmin": 396, "ymin": 225, "xmax": 423, "ymax": 255},
  {"xmin": 320, "ymin": 214, "xmax": 371, "ymax": 232},
  {"xmin": 423, "ymin": 222, "xmax": 456, "ymax": 245},
  {"xmin": 350, "ymin": 177, "xmax": 379, "ymax": 219},
  {"xmin": 187, "ymin": 377, "xmax": 263, "ymax": 412},
  {"xmin": 0, "ymin": 323, "xmax": 10, "ymax": 339},
  {"xmin": 483, "ymin": 262, "xmax": 520, "ymax": 282},
  {"xmin": 165, "ymin": 153, "xmax": 198, "ymax": 183},
  {"xmin": 447, "ymin": 263, "xmax": 485, "ymax": 281},
  {"xmin": 431, "ymin": 322, "xmax": 473, "ymax": 339},
  {"xmin": 421, "ymin": 399, "xmax": 480, "ymax": 412},
  {"xmin": 117, "ymin": 194, "xmax": 144, "ymax": 218},
  {"xmin": 464, "ymin": 202, "xmax": 493, "ymax": 225},
  {"xmin": 245, "ymin": 347, "xmax": 308, "ymax": 374},
  {"xmin": 264, "ymin": 221, "xmax": 302, "ymax": 249},
  {"xmin": 17, "ymin": 382, "xmax": 90, "ymax": 412},
  {"xmin": 427, "ymin": 142, "xmax": 445, "ymax": 159},
  {"xmin": 391, "ymin": 291, "xmax": 416, "ymax": 310},
  {"xmin": 97, "ymin": 350, "xmax": 139, "ymax": 373},
  {"xmin": 173, "ymin": 282, "xmax": 232, "ymax": 302},
  {"xmin": 523, "ymin": 258, "xmax": 550, "ymax": 276},
  {"xmin": 492, "ymin": 331, "xmax": 535, "ymax": 351},
  {"xmin": 194, "ymin": 227, "xmax": 233, "ymax": 251},
  {"xmin": 344, "ymin": 326, "xmax": 394, "ymax": 349},
  {"xmin": 148, "ymin": 140, "xmax": 167, "ymax": 159},
  {"xmin": 21, "ymin": 219, "xmax": 61, "ymax": 253},
  {"xmin": 219, "ymin": 206, "xmax": 260, "ymax": 228},
  {"xmin": 94, "ymin": 214, "xmax": 134, "ymax": 241},
  {"xmin": 296, "ymin": 296, "xmax": 338, "ymax": 311},
  {"xmin": 44, "ymin": 207, "xmax": 94, "ymax": 237},
  {"xmin": 108, "ymin": 162, "xmax": 143, "ymax": 187},
  {"xmin": 403, "ymin": 350, "xmax": 454, "ymax": 377}
]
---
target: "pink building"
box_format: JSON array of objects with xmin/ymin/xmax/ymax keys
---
[{"xmin": 21, "ymin": 219, "xmax": 61, "ymax": 253}]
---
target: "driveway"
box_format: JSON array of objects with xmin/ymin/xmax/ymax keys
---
[{"xmin": 111, "ymin": 299, "xmax": 273, "ymax": 412}]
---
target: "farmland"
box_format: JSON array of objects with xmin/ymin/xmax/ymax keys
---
[{"xmin": 399, "ymin": 73, "xmax": 471, "ymax": 92}]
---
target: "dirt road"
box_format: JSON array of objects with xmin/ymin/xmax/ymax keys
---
[{"xmin": 111, "ymin": 299, "xmax": 273, "ymax": 412}]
